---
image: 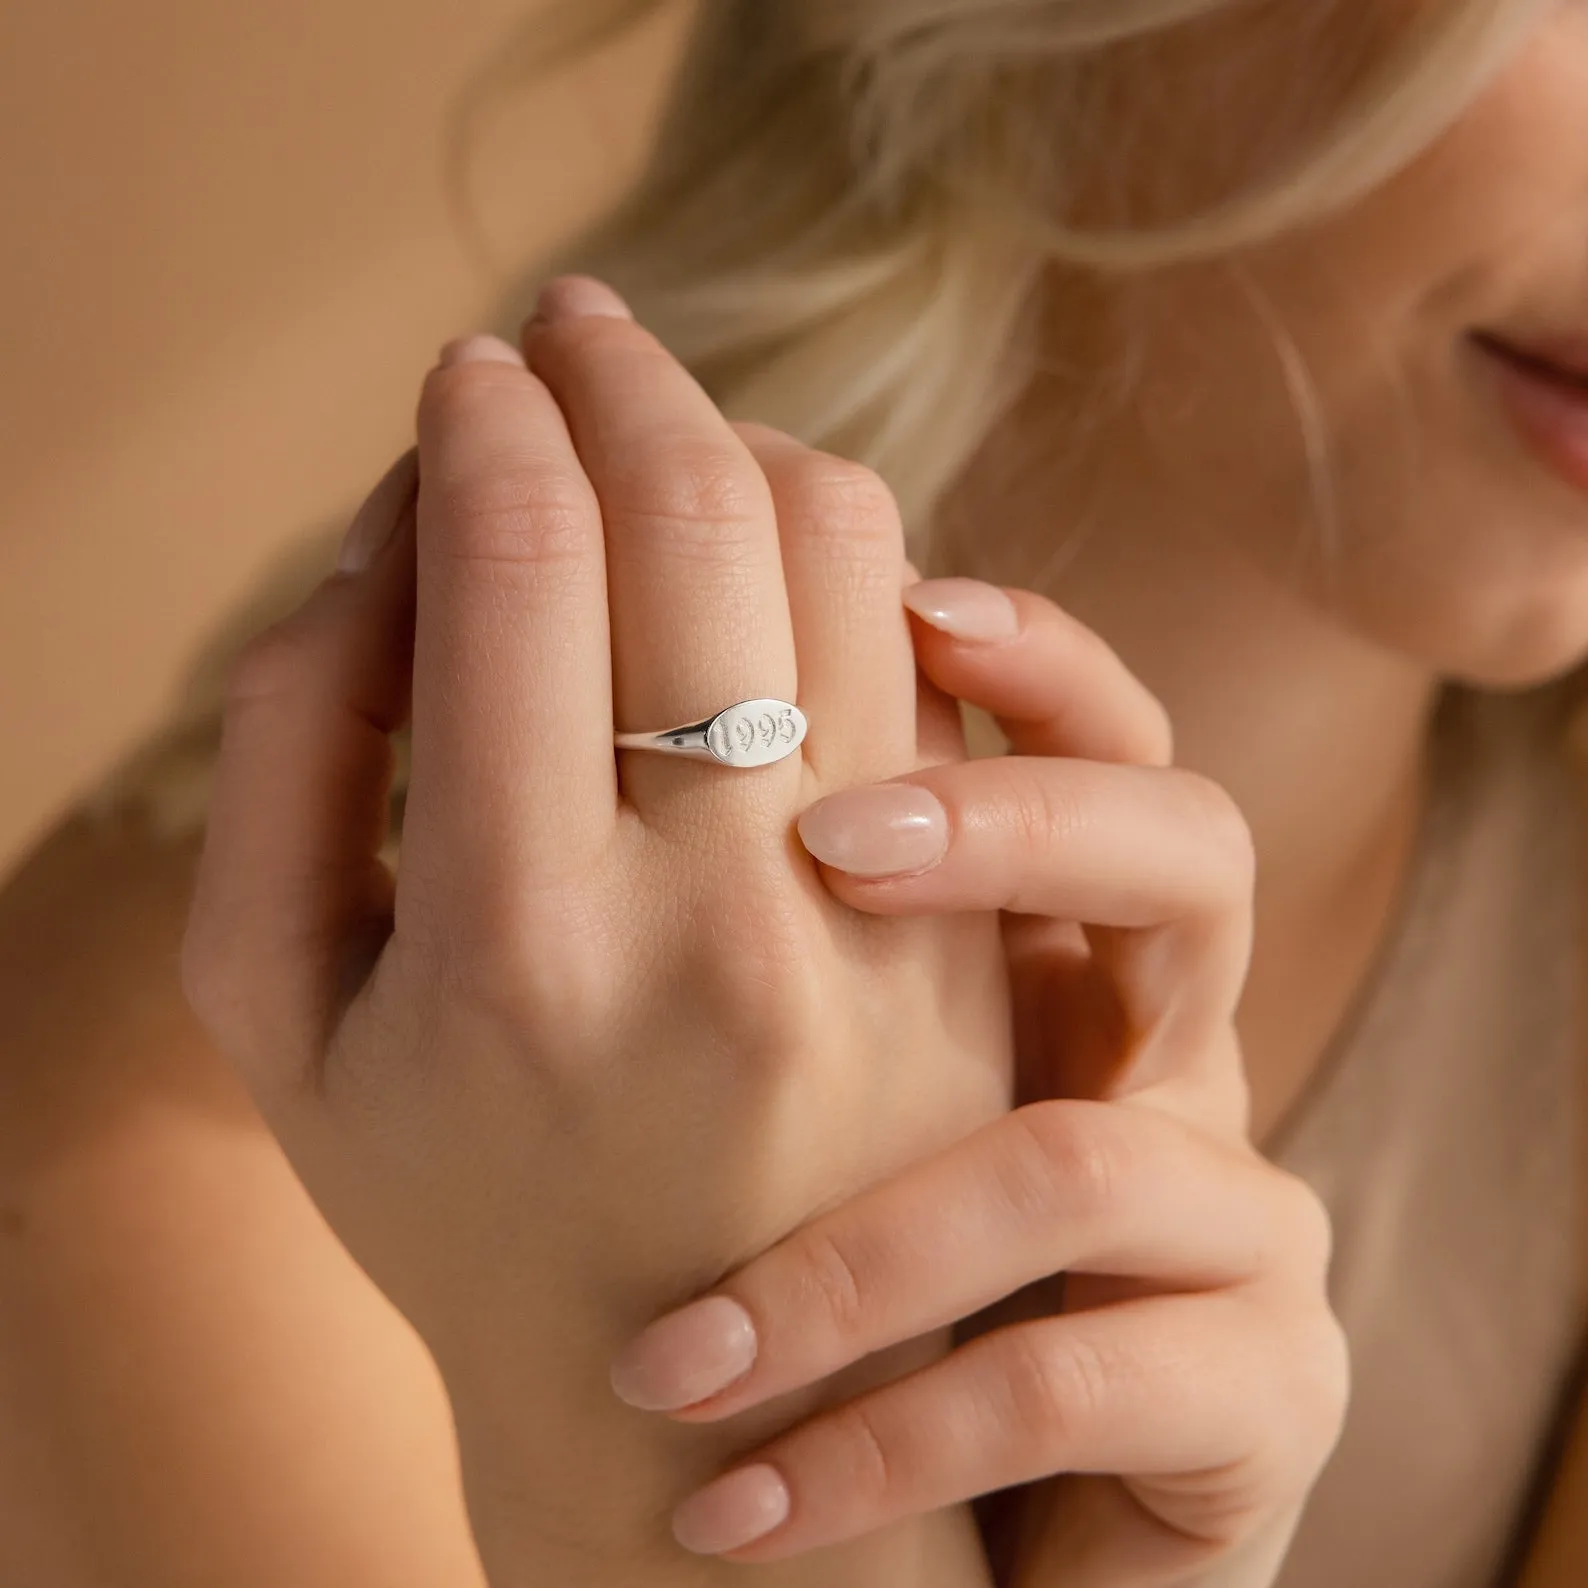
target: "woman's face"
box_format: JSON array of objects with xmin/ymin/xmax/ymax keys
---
[{"xmin": 1057, "ymin": 0, "xmax": 1588, "ymax": 687}]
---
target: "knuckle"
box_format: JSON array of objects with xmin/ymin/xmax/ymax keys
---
[
  {"xmin": 395, "ymin": 857, "xmax": 615, "ymax": 1042},
  {"xmin": 534, "ymin": 309, "xmax": 657, "ymax": 365},
  {"xmin": 781, "ymin": 452, "xmax": 902, "ymax": 546},
  {"xmin": 450, "ymin": 917, "xmax": 613, "ymax": 1045},
  {"xmin": 1002, "ymin": 1323, "xmax": 1111, "ymax": 1455},
  {"xmin": 604, "ymin": 436, "xmax": 768, "ymax": 550},
  {"xmin": 419, "ymin": 359, "xmax": 521, "ymax": 422},
  {"xmin": 684, "ymin": 887, "xmax": 828, "ymax": 1060},
  {"xmin": 224, "ymin": 619, "xmax": 312, "ymax": 709},
  {"xmin": 493, "ymin": 943, "xmax": 613, "ymax": 1044},
  {"xmin": 418, "ymin": 362, "xmax": 535, "ymax": 454},
  {"xmin": 1004, "ymin": 1100, "xmax": 1124, "ymax": 1226},
  {"xmin": 1272, "ymin": 1170, "xmax": 1336, "ymax": 1282},
  {"xmin": 1282, "ymin": 1310, "xmax": 1352, "ymax": 1467},
  {"xmin": 822, "ymin": 1397, "xmax": 900, "ymax": 1512},
  {"xmin": 432, "ymin": 469, "xmax": 596, "ymax": 570},
  {"xmin": 1135, "ymin": 689, "xmax": 1177, "ymax": 764},
  {"xmin": 1173, "ymin": 770, "xmax": 1257, "ymax": 893},
  {"xmin": 1237, "ymin": 1295, "xmax": 1350, "ymax": 1489},
  {"xmin": 707, "ymin": 967, "xmax": 827, "ymax": 1080},
  {"xmin": 792, "ymin": 1224, "xmax": 870, "ymax": 1345},
  {"xmin": 1002, "ymin": 763, "xmax": 1091, "ymax": 856}
]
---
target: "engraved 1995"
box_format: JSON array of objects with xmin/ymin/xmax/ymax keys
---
[{"xmin": 705, "ymin": 699, "xmax": 807, "ymax": 768}]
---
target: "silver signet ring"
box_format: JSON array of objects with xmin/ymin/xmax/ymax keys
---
[{"xmin": 613, "ymin": 698, "xmax": 807, "ymax": 768}]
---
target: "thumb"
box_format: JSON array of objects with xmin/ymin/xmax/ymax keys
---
[{"xmin": 182, "ymin": 450, "xmax": 418, "ymax": 1100}]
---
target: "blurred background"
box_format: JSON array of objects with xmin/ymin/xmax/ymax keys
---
[{"xmin": 0, "ymin": 0, "xmax": 688, "ymax": 878}]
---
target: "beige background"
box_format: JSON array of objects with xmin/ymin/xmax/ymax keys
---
[{"xmin": 0, "ymin": 0, "xmax": 684, "ymax": 878}]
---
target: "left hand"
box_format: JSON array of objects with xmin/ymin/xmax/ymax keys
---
[
  {"xmin": 608, "ymin": 581, "xmax": 1350, "ymax": 1587},
  {"xmin": 180, "ymin": 282, "xmax": 1014, "ymax": 1585}
]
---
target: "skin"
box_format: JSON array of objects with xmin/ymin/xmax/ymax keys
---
[
  {"xmin": 170, "ymin": 276, "xmax": 1341, "ymax": 1588},
  {"xmin": 186, "ymin": 310, "xmax": 1024, "ymax": 1588},
  {"xmin": 3, "ymin": 2, "xmax": 1588, "ymax": 1585},
  {"xmin": 935, "ymin": 0, "xmax": 1588, "ymax": 1150}
]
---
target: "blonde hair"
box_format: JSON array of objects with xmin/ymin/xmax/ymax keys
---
[{"xmin": 88, "ymin": 0, "xmax": 1541, "ymax": 841}]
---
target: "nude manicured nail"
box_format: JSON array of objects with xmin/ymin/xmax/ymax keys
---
[
  {"xmin": 532, "ymin": 275, "xmax": 634, "ymax": 323},
  {"xmin": 672, "ymin": 1464, "xmax": 791, "ymax": 1556},
  {"xmin": 437, "ymin": 334, "xmax": 525, "ymax": 369},
  {"xmin": 610, "ymin": 1295, "xmax": 758, "ymax": 1413},
  {"xmin": 798, "ymin": 784, "xmax": 949, "ymax": 878},
  {"xmin": 903, "ymin": 577, "xmax": 1020, "ymax": 642},
  {"xmin": 336, "ymin": 449, "xmax": 418, "ymax": 575}
]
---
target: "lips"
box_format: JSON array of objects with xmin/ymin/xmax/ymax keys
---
[
  {"xmin": 1476, "ymin": 332, "xmax": 1588, "ymax": 389},
  {"xmin": 1471, "ymin": 330, "xmax": 1588, "ymax": 500}
]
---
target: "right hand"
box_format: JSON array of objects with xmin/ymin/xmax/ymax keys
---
[
  {"xmin": 603, "ymin": 583, "xmax": 1349, "ymax": 1587},
  {"xmin": 179, "ymin": 278, "xmax": 1013, "ymax": 1578}
]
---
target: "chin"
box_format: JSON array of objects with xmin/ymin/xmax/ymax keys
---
[
  {"xmin": 1353, "ymin": 486, "xmax": 1588, "ymax": 690},
  {"xmin": 1422, "ymin": 585, "xmax": 1588, "ymax": 691}
]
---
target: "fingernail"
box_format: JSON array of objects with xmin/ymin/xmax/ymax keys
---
[
  {"xmin": 531, "ymin": 275, "xmax": 634, "ymax": 323},
  {"xmin": 610, "ymin": 1295, "xmax": 759, "ymax": 1413},
  {"xmin": 437, "ymin": 333, "xmax": 525, "ymax": 369},
  {"xmin": 903, "ymin": 577, "xmax": 1020, "ymax": 642},
  {"xmin": 798, "ymin": 784, "xmax": 949, "ymax": 878},
  {"xmin": 672, "ymin": 1464, "xmax": 791, "ymax": 1556},
  {"xmin": 337, "ymin": 449, "xmax": 419, "ymax": 575}
]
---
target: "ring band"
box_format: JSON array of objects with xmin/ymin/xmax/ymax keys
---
[{"xmin": 613, "ymin": 698, "xmax": 807, "ymax": 768}]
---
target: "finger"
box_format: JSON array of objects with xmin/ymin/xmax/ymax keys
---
[
  {"xmin": 735, "ymin": 423, "xmax": 916, "ymax": 782},
  {"xmin": 524, "ymin": 280, "xmax": 798, "ymax": 821},
  {"xmin": 902, "ymin": 579, "xmax": 1173, "ymax": 765},
  {"xmin": 1007, "ymin": 1474, "xmax": 1309, "ymax": 1588},
  {"xmin": 405, "ymin": 333, "xmax": 617, "ymax": 921},
  {"xmin": 901, "ymin": 557, "xmax": 968, "ymax": 766},
  {"xmin": 609, "ymin": 1099, "xmax": 1308, "ymax": 1424},
  {"xmin": 913, "ymin": 677, "xmax": 969, "ymax": 769},
  {"xmin": 797, "ymin": 756, "xmax": 1255, "ymax": 1085},
  {"xmin": 182, "ymin": 452, "xmax": 418, "ymax": 1093},
  {"xmin": 671, "ymin": 1291, "xmax": 1330, "ymax": 1563}
]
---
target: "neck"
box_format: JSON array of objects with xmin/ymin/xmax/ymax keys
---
[{"xmin": 939, "ymin": 423, "xmax": 1443, "ymax": 1143}]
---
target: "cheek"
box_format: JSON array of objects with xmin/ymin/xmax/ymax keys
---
[
  {"xmin": 1392, "ymin": 9, "xmax": 1588, "ymax": 319},
  {"xmin": 1110, "ymin": 6, "xmax": 1588, "ymax": 517},
  {"xmin": 1056, "ymin": 7, "xmax": 1588, "ymax": 680}
]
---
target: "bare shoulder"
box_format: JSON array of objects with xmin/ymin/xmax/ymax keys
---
[
  {"xmin": 0, "ymin": 813, "xmax": 485, "ymax": 1588},
  {"xmin": 0, "ymin": 810, "xmax": 253, "ymax": 1140}
]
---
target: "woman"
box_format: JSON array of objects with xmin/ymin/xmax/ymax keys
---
[{"xmin": 4, "ymin": 0, "xmax": 1587, "ymax": 1583}]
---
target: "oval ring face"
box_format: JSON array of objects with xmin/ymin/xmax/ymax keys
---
[{"xmin": 705, "ymin": 699, "xmax": 807, "ymax": 768}]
